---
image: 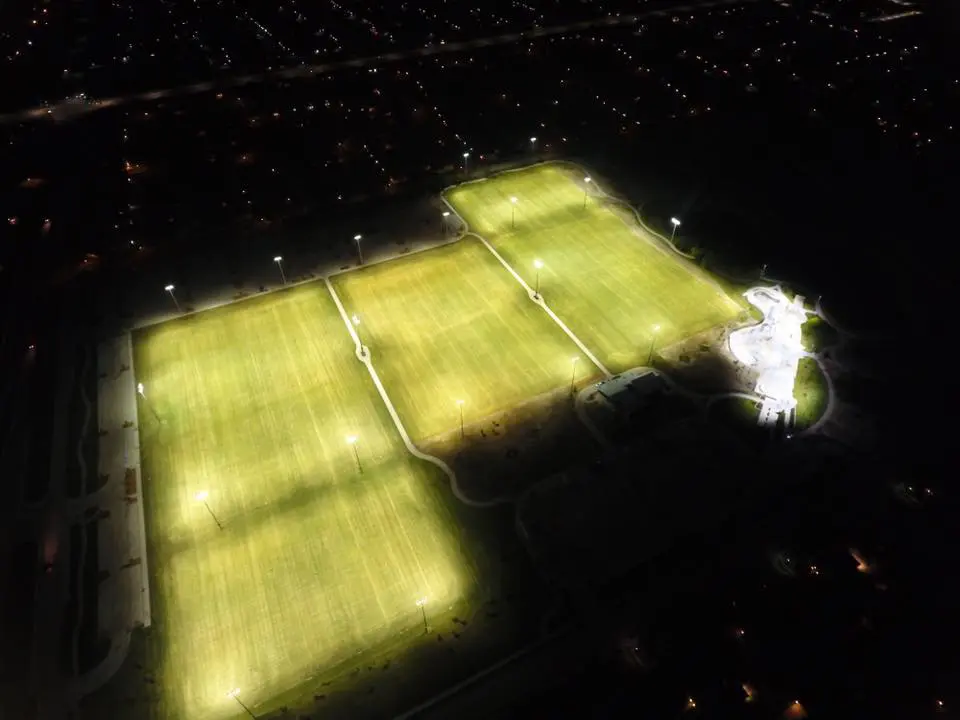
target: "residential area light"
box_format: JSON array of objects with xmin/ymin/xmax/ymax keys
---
[{"xmin": 670, "ymin": 217, "xmax": 681, "ymax": 242}]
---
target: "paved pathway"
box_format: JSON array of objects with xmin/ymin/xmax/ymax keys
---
[{"xmin": 324, "ymin": 278, "xmax": 509, "ymax": 509}]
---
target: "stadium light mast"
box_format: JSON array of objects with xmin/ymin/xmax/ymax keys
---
[
  {"xmin": 456, "ymin": 399, "xmax": 465, "ymax": 439},
  {"xmin": 416, "ymin": 597, "xmax": 429, "ymax": 634},
  {"xmin": 583, "ymin": 177, "xmax": 592, "ymax": 209},
  {"xmin": 533, "ymin": 259, "xmax": 544, "ymax": 299},
  {"xmin": 273, "ymin": 255, "xmax": 286, "ymax": 284},
  {"xmin": 353, "ymin": 234, "xmax": 363, "ymax": 265},
  {"xmin": 164, "ymin": 284, "xmax": 180, "ymax": 312},
  {"xmin": 647, "ymin": 324, "xmax": 661, "ymax": 365},
  {"xmin": 670, "ymin": 217, "xmax": 681, "ymax": 243},
  {"xmin": 530, "ymin": 136, "xmax": 537, "ymax": 154},
  {"xmin": 441, "ymin": 210, "xmax": 451, "ymax": 235},
  {"xmin": 462, "ymin": 151, "xmax": 470, "ymax": 175},
  {"xmin": 510, "ymin": 196, "xmax": 518, "ymax": 229},
  {"xmin": 346, "ymin": 435, "xmax": 362, "ymax": 474},
  {"xmin": 227, "ymin": 688, "xmax": 255, "ymax": 718},
  {"xmin": 570, "ymin": 357, "xmax": 579, "ymax": 395},
  {"xmin": 195, "ymin": 491, "xmax": 223, "ymax": 530}
]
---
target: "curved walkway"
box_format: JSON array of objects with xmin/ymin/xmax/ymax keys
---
[{"xmin": 323, "ymin": 278, "xmax": 510, "ymax": 508}]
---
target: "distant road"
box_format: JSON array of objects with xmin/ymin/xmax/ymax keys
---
[{"xmin": 0, "ymin": 0, "xmax": 759, "ymax": 126}]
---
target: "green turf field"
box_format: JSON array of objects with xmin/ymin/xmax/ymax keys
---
[
  {"xmin": 134, "ymin": 286, "xmax": 480, "ymax": 719},
  {"xmin": 331, "ymin": 238, "xmax": 596, "ymax": 442},
  {"xmin": 445, "ymin": 164, "xmax": 744, "ymax": 373}
]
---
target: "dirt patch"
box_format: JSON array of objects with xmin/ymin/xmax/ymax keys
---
[{"xmin": 422, "ymin": 387, "xmax": 601, "ymax": 504}]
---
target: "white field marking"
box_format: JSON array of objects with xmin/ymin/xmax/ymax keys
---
[
  {"xmin": 323, "ymin": 277, "xmax": 510, "ymax": 508},
  {"xmin": 440, "ymin": 193, "xmax": 612, "ymax": 379}
]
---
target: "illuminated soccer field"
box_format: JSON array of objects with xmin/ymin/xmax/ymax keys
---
[
  {"xmin": 332, "ymin": 237, "xmax": 596, "ymax": 441},
  {"xmin": 134, "ymin": 286, "xmax": 479, "ymax": 719},
  {"xmin": 445, "ymin": 163, "xmax": 744, "ymax": 372}
]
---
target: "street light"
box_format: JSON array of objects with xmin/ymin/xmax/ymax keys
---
[
  {"xmin": 570, "ymin": 357, "xmax": 580, "ymax": 395},
  {"xmin": 137, "ymin": 382, "xmax": 144, "ymax": 397},
  {"xmin": 227, "ymin": 688, "xmax": 256, "ymax": 718},
  {"xmin": 195, "ymin": 490, "xmax": 223, "ymax": 530},
  {"xmin": 510, "ymin": 196, "xmax": 518, "ymax": 229},
  {"xmin": 353, "ymin": 234, "xmax": 363, "ymax": 265},
  {"xmin": 647, "ymin": 324, "xmax": 661, "ymax": 365},
  {"xmin": 533, "ymin": 259, "xmax": 544, "ymax": 298},
  {"xmin": 530, "ymin": 136, "xmax": 537, "ymax": 153},
  {"xmin": 273, "ymin": 255, "xmax": 286, "ymax": 284},
  {"xmin": 164, "ymin": 284, "xmax": 180, "ymax": 312},
  {"xmin": 346, "ymin": 435, "xmax": 362, "ymax": 474},
  {"xmin": 583, "ymin": 176, "xmax": 592, "ymax": 208},
  {"xmin": 416, "ymin": 597, "xmax": 429, "ymax": 634},
  {"xmin": 670, "ymin": 217, "xmax": 681, "ymax": 243},
  {"xmin": 462, "ymin": 151, "xmax": 470, "ymax": 174},
  {"xmin": 456, "ymin": 399, "xmax": 465, "ymax": 439},
  {"xmin": 441, "ymin": 210, "xmax": 450, "ymax": 235}
]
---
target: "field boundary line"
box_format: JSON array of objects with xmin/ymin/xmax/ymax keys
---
[
  {"xmin": 439, "ymin": 194, "xmax": 611, "ymax": 379},
  {"xmin": 323, "ymin": 278, "xmax": 509, "ymax": 508}
]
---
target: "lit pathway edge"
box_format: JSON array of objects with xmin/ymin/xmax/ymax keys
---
[{"xmin": 323, "ymin": 277, "xmax": 510, "ymax": 509}]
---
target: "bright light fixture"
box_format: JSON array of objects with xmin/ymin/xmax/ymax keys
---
[
  {"xmin": 345, "ymin": 435, "xmax": 357, "ymax": 445},
  {"xmin": 442, "ymin": 211, "xmax": 450, "ymax": 217},
  {"xmin": 353, "ymin": 234, "xmax": 361, "ymax": 241},
  {"xmin": 416, "ymin": 596, "xmax": 428, "ymax": 607},
  {"xmin": 351, "ymin": 314, "xmax": 360, "ymax": 326},
  {"xmin": 530, "ymin": 136, "xmax": 537, "ymax": 142},
  {"xmin": 164, "ymin": 284, "xmax": 174, "ymax": 291},
  {"xmin": 534, "ymin": 259, "xmax": 544, "ymax": 269},
  {"xmin": 137, "ymin": 382, "xmax": 144, "ymax": 395},
  {"xmin": 227, "ymin": 688, "xmax": 240, "ymax": 698},
  {"xmin": 584, "ymin": 176, "xmax": 591, "ymax": 183},
  {"xmin": 195, "ymin": 490, "xmax": 208, "ymax": 502},
  {"xmin": 670, "ymin": 217, "xmax": 681, "ymax": 226},
  {"xmin": 510, "ymin": 196, "xmax": 518, "ymax": 204},
  {"xmin": 463, "ymin": 152, "xmax": 470, "ymax": 158},
  {"xmin": 653, "ymin": 324, "xmax": 660, "ymax": 332},
  {"xmin": 273, "ymin": 255, "xmax": 282, "ymax": 262},
  {"xmin": 456, "ymin": 399, "xmax": 464, "ymax": 406}
]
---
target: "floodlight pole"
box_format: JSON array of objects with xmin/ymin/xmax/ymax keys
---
[
  {"xmin": 457, "ymin": 401, "xmax": 464, "ymax": 439},
  {"xmin": 229, "ymin": 692, "xmax": 256, "ymax": 718},
  {"xmin": 570, "ymin": 358, "xmax": 579, "ymax": 395},
  {"xmin": 463, "ymin": 152, "xmax": 470, "ymax": 175},
  {"xmin": 417, "ymin": 600, "xmax": 429, "ymax": 634},
  {"xmin": 203, "ymin": 500, "xmax": 223, "ymax": 530},
  {"xmin": 274, "ymin": 256, "xmax": 286, "ymax": 284},
  {"xmin": 354, "ymin": 234, "xmax": 363, "ymax": 265},
  {"xmin": 165, "ymin": 285, "xmax": 180, "ymax": 312},
  {"xmin": 670, "ymin": 217, "xmax": 681, "ymax": 244},
  {"xmin": 530, "ymin": 136, "xmax": 537, "ymax": 154},
  {"xmin": 441, "ymin": 211, "xmax": 450, "ymax": 235},
  {"xmin": 583, "ymin": 177, "xmax": 591, "ymax": 209},
  {"xmin": 511, "ymin": 205, "xmax": 516, "ymax": 229},
  {"xmin": 351, "ymin": 443, "xmax": 362, "ymax": 474},
  {"xmin": 647, "ymin": 325, "xmax": 661, "ymax": 365}
]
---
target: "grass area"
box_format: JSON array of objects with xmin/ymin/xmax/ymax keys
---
[
  {"xmin": 133, "ymin": 284, "xmax": 489, "ymax": 719},
  {"xmin": 801, "ymin": 315, "xmax": 840, "ymax": 354},
  {"xmin": 794, "ymin": 357, "xmax": 829, "ymax": 430},
  {"xmin": 445, "ymin": 163, "xmax": 744, "ymax": 373},
  {"xmin": 332, "ymin": 238, "xmax": 596, "ymax": 441}
]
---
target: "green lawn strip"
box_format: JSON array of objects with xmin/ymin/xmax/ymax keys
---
[
  {"xmin": 445, "ymin": 164, "xmax": 743, "ymax": 373},
  {"xmin": 794, "ymin": 357, "xmax": 829, "ymax": 430},
  {"xmin": 331, "ymin": 238, "xmax": 596, "ymax": 442},
  {"xmin": 130, "ymin": 284, "xmax": 492, "ymax": 719},
  {"xmin": 801, "ymin": 315, "xmax": 840, "ymax": 354}
]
